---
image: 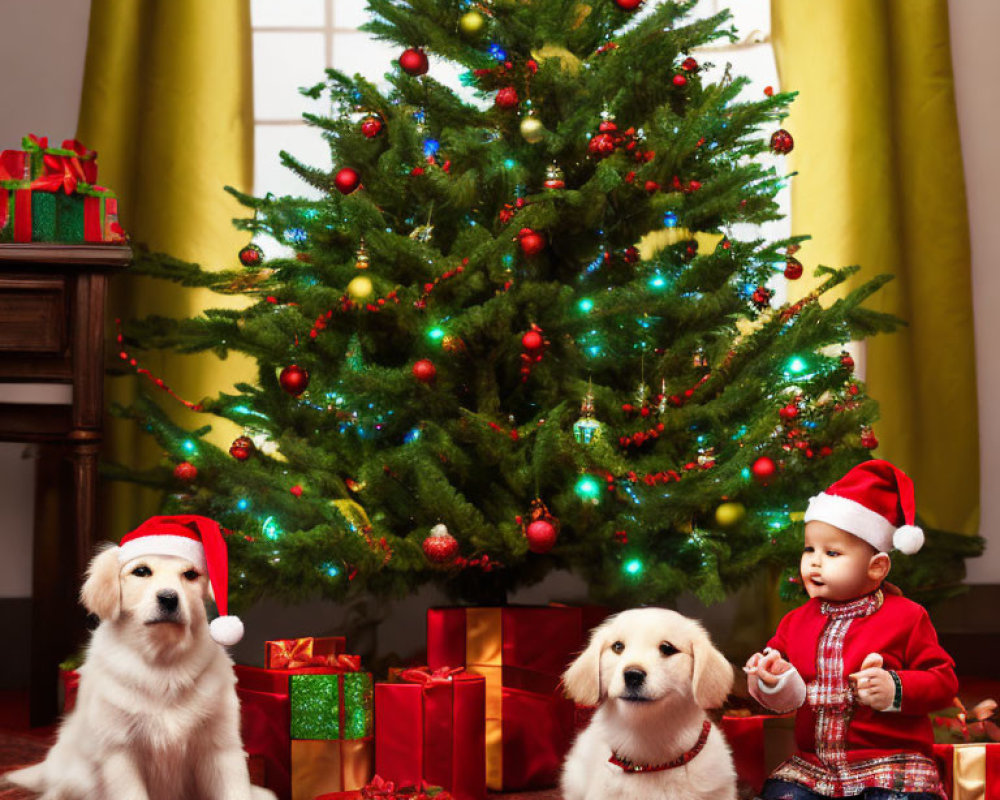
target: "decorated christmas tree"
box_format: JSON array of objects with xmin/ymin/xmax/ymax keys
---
[{"xmin": 112, "ymin": 0, "xmax": 941, "ymax": 609}]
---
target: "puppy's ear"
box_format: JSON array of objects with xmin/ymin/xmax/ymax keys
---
[
  {"xmin": 80, "ymin": 544, "xmax": 122, "ymax": 620},
  {"xmin": 562, "ymin": 621, "xmax": 609, "ymax": 705},
  {"xmin": 691, "ymin": 632, "xmax": 734, "ymax": 709}
]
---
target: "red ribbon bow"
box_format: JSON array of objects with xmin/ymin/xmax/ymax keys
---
[
  {"xmin": 399, "ymin": 666, "xmax": 464, "ymax": 686},
  {"xmin": 268, "ymin": 637, "xmax": 361, "ymax": 670}
]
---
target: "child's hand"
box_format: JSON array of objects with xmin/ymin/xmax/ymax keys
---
[
  {"xmin": 849, "ymin": 652, "xmax": 895, "ymax": 711},
  {"xmin": 744, "ymin": 649, "xmax": 792, "ymax": 688}
]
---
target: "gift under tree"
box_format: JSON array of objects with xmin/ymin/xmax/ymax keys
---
[{"xmin": 108, "ymin": 0, "xmax": 977, "ymax": 610}]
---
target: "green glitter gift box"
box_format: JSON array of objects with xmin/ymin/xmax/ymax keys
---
[{"xmin": 290, "ymin": 671, "xmax": 373, "ymax": 741}]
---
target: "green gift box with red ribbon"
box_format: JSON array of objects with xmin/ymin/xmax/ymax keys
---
[{"xmin": 0, "ymin": 134, "xmax": 124, "ymax": 244}]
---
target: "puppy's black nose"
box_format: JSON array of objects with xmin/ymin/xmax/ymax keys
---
[
  {"xmin": 624, "ymin": 669, "xmax": 646, "ymax": 690},
  {"xmin": 156, "ymin": 590, "xmax": 179, "ymax": 613}
]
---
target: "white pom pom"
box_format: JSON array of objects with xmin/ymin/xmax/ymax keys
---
[
  {"xmin": 210, "ymin": 615, "xmax": 244, "ymax": 646},
  {"xmin": 430, "ymin": 523, "xmax": 449, "ymax": 538},
  {"xmin": 893, "ymin": 525, "xmax": 924, "ymax": 555}
]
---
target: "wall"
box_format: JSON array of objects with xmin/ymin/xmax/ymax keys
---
[{"xmin": 0, "ymin": 1, "xmax": 995, "ymax": 674}]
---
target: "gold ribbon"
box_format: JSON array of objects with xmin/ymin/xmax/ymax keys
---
[
  {"xmin": 953, "ymin": 743, "xmax": 987, "ymax": 800},
  {"xmin": 466, "ymin": 608, "xmax": 503, "ymax": 790},
  {"xmin": 290, "ymin": 739, "xmax": 373, "ymax": 800}
]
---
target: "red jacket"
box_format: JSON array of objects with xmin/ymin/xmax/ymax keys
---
[{"xmin": 768, "ymin": 592, "xmax": 958, "ymax": 763}]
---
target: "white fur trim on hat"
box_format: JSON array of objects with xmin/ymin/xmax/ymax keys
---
[
  {"xmin": 118, "ymin": 534, "xmax": 208, "ymax": 571},
  {"xmin": 210, "ymin": 615, "xmax": 244, "ymax": 646},
  {"xmin": 893, "ymin": 525, "xmax": 925, "ymax": 555},
  {"xmin": 804, "ymin": 492, "xmax": 896, "ymax": 552}
]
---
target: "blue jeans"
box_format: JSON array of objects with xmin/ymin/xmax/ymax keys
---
[{"xmin": 759, "ymin": 779, "xmax": 942, "ymax": 800}]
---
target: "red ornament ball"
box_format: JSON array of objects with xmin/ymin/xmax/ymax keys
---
[
  {"xmin": 230, "ymin": 436, "xmax": 255, "ymax": 461},
  {"xmin": 672, "ymin": 74, "xmax": 688, "ymax": 87},
  {"xmin": 751, "ymin": 456, "xmax": 777, "ymax": 484},
  {"xmin": 518, "ymin": 228, "xmax": 546, "ymax": 256},
  {"xmin": 495, "ymin": 87, "xmax": 519, "ymax": 109},
  {"xmin": 784, "ymin": 256, "xmax": 803, "ymax": 280},
  {"xmin": 412, "ymin": 358, "xmax": 437, "ymax": 383},
  {"xmin": 526, "ymin": 519, "xmax": 558, "ymax": 554},
  {"xmin": 423, "ymin": 525, "xmax": 459, "ymax": 563},
  {"xmin": 861, "ymin": 429, "xmax": 879, "ymax": 450},
  {"xmin": 681, "ymin": 57, "xmax": 699, "ymax": 72},
  {"xmin": 399, "ymin": 47, "xmax": 429, "ymax": 76},
  {"xmin": 613, "ymin": 0, "xmax": 644, "ymax": 9},
  {"xmin": 334, "ymin": 167, "xmax": 361, "ymax": 195},
  {"xmin": 779, "ymin": 404, "xmax": 799, "ymax": 422},
  {"xmin": 588, "ymin": 132, "xmax": 617, "ymax": 157},
  {"xmin": 360, "ymin": 115, "xmax": 383, "ymax": 138},
  {"xmin": 279, "ymin": 364, "xmax": 310, "ymax": 396},
  {"xmin": 238, "ymin": 243, "xmax": 263, "ymax": 267},
  {"xmin": 521, "ymin": 330, "xmax": 544, "ymax": 351},
  {"xmin": 770, "ymin": 128, "xmax": 794, "ymax": 155},
  {"xmin": 173, "ymin": 461, "xmax": 198, "ymax": 482}
]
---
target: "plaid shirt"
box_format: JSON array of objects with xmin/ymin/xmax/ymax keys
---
[{"xmin": 767, "ymin": 590, "xmax": 952, "ymax": 798}]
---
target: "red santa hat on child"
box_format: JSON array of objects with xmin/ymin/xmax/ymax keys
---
[
  {"xmin": 117, "ymin": 515, "xmax": 244, "ymax": 645},
  {"xmin": 804, "ymin": 459, "xmax": 924, "ymax": 555}
]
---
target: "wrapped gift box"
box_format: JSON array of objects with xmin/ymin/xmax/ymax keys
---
[
  {"xmin": 316, "ymin": 774, "xmax": 455, "ymax": 799},
  {"xmin": 236, "ymin": 656, "xmax": 374, "ymax": 800},
  {"xmin": 375, "ymin": 667, "xmax": 486, "ymax": 800},
  {"xmin": 934, "ymin": 742, "xmax": 1000, "ymax": 800},
  {"xmin": 425, "ymin": 605, "xmax": 608, "ymax": 791},
  {"xmin": 266, "ymin": 635, "xmax": 347, "ymax": 669},
  {"xmin": 0, "ymin": 134, "xmax": 123, "ymax": 243}
]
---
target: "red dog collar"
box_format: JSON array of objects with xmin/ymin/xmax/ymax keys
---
[{"xmin": 609, "ymin": 718, "xmax": 712, "ymax": 773}]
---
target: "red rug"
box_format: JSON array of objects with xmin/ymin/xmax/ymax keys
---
[{"xmin": 0, "ymin": 730, "xmax": 47, "ymax": 799}]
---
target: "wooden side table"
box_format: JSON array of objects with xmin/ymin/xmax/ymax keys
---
[{"xmin": 0, "ymin": 242, "xmax": 130, "ymax": 725}]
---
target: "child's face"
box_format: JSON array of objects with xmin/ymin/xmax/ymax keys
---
[{"xmin": 800, "ymin": 521, "xmax": 885, "ymax": 601}]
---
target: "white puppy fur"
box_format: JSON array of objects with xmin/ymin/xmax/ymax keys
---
[
  {"xmin": 561, "ymin": 607, "xmax": 737, "ymax": 800},
  {"xmin": 4, "ymin": 545, "xmax": 275, "ymax": 800}
]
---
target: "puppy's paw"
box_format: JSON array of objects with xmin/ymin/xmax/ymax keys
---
[
  {"xmin": 4, "ymin": 762, "xmax": 46, "ymax": 790},
  {"xmin": 250, "ymin": 787, "xmax": 278, "ymax": 800}
]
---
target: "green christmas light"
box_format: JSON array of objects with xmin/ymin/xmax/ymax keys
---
[
  {"xmin": 624, "ymin": 559, "xmax": 644, "ymax": 576},
  {"xmin": 741, "ymin": 467, "xmax": 751, "ymax": 480},
  {"xmin": 785, "ymin": 356, "xmax": 807, "ymax": 374},
  {"xmin": 182, "ymin": 439, "xmax": 197, "ymax": 454},
  {"xmin": 503, "ymin": 158, "xmax": 517, "ymax": 170},
  {"xmin": 574, "ymin": 474, "xmax": 601, "ymax": 502},
  {"xmin": 262, "ymin": 515, "xmax": 282, "ymax": 541},
  {"xmin": 428, "ymin": 326, "xmax": 445, "ymax": 341},
  {"xmin": 649, "ymin": 274, "xmax": 667, "ymax": 289},
  {"xmin": 578, "ymin": 298, "xmax": 594, "ymax": 313}
]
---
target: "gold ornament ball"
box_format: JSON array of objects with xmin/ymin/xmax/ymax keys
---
[
  {"xmin": 459, "ymin": 11, "xmax": 485, "ymax": 36},
  {"xmin": 347, "ymin": 275, "xmax": 373, "ymax": 299},
  {"xmin": 715, "ymin": 502, "xmax": 746, "ymax": 527},
  {"xmin": 520, "ymin": 115, "xmax": 546, "ymax": 144}
]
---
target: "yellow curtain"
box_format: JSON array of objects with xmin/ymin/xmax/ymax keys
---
[
  {"xmin": 771, "ymin": 0, "xmax": 979, "ymax": 536},
  {"xmin": 77, "ymin": 0, "xmax": 255, "ymax": 535}
]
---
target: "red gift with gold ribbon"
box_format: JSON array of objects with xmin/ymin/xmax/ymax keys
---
[
  {"xmin": 934, "ymin": 742, "xmax": 1000, "ymax": 800},
  {"xmin": 375, "ymin": 667, "xmax": 486, "ymax": 800},
  {"xmin": 425, "ymin": 605, "xmax": 608, "ymax": 791},
  {"xmin": 266, "ymin": 636, "xmax": 347, "ymax": 669}
]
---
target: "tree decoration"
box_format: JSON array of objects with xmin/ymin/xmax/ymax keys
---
[
  {"xmin": 238, "ymin": 243, "xmax": 264, "ymax": 267},
  {"xmin": 784, "ymin": 255, "xmax": 803, "ymax": 280},
  {"xmin": 355, "ymin": 238, "xmax": 370, "ymax": 270},
  {"xmin": 229, "ymin": 436, "xmax": 255, "ymax": 461},
  {"xmin": 495, "ymin": 87, "xmax": 519, "ymax": 109},
  {"xmin": 334, "ymin": 167, "xmax": 361, "ymax": 195},
  {"xmin": 173, "ymin": 461, "xmax": 197, "ymax": 482},
  {"xmin": 399, "ymin": 47, "xmax": 429, "ymax": 76},
  {"xmin": 861, "ymin": 427, "xmax": 879, "ymax": 450},
  {"xmin": 672, "ymin": 73, "xmax": 688, "ymax": 87},
  {"xmin": 279, "ymin": 364, "xmax": 310, "ymax": 396},
  {"xmin": 588, "ymin": 131, "xmax": 617, "ymax": 158},
  {"xmin": 360, "ymin": 115, "xmax": 384, "ymax": 138},
  {"xmin": 543, "ymin": 162, "xmax": 565, "ymax": 189},
  {"xmin": 520, "ymin": 112, "xmax": 545, "ymax": 143},
  {"xmin": 751, "ymin": 286, "xmax": 773, "ymax": 310},
  {"xmin": 423, "ymin": 523, "xmax": 459, "ymax": 563},
  {"xmin": 770, "ymin": 129, "xmax": 794, "ymax": 154},
  {"xmin": 412, "ymin": 358, "xmax": 437, "ymax": 383},
  {"xmin": 523, "ymin": 499, "xmax": 560, "ymax": 554},
  {"xmin": 751, "ymin": 456, "xmax": 777, "ymax": 484},
  {"xmin": 715, "ymin": 501, "xmax": 745, "ymax": 527},
  {"xmin": 841, "ymin": 351, "xmax": 855, "ymax": 373},
  {"xmin": 573, "ymin": 382, "xmax": 603, "ymax": 444},
  {"xmin": 681, "ymin": 57, "xmax": 698, "ymax": 71},
  {"xmin": 347, "ymin": 275, "xmax": 374, "ymax": 299},
  {"xmin": 459, "ymin": 10, "xmax": 486, "ymax": 36},
  {"xmin": 519, "ymin": 323, "xmax": 549, "ymax": 381},
  {"xmin": 613, "ymin": 0, "xmax": 644, "ymax": 9},
  {"xmin": 517, "ymin": 228, "xmax": 546, "ymax": 256}
]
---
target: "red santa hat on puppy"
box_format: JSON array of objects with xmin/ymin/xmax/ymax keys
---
[
  {"xmin": 118, "ymin": 514, "xmax": 244, "ymax": 645},
  {"xmin": 804, "ymin": 459, "xmax": 924, "ymax": 554}
]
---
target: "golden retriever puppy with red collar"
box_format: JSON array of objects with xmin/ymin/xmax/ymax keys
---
[
  {"xmin": 562, "ymin": 608, "xmax": 737, "ymax": 800},
  {"xmin": 5, "ymin": 515, "xmax": 275, "ymax": 800}
]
